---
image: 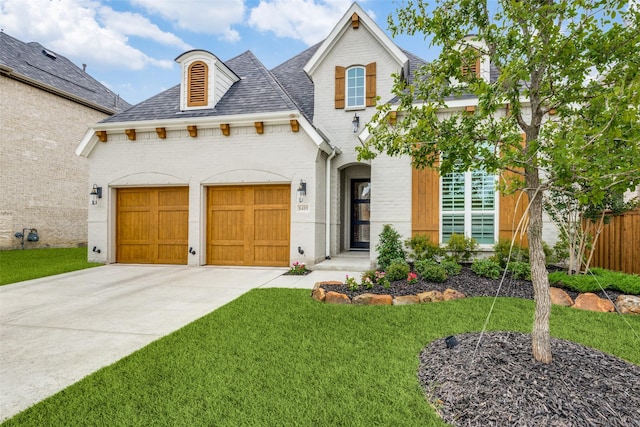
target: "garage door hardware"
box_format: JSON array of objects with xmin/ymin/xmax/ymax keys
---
[{"xmin": 189, "ymin": 247, "xmax": 196, "ymax": 255}]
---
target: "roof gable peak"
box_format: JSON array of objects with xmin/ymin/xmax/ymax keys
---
[{"xmin": 303, "ymin": 2, "xmax": 408, "ymax": 76}]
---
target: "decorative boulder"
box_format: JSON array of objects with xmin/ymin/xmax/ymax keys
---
[
  {"xmin": 353, "ymin": 293, "xmax": 393, "ymax": 305},
  {"xmin": 616, "ymin": 295, "xmax": 640, "ymax": 315},
  {"xmin": 324, "ymin": 291, "xmax": 351, "ymax": 304},
  {"xmin": 311, "ymin": 287, "xmax": 326, "ymax": 302},
  {"xmin": 443, "ymin": 288, "xmax": 466, "ymax": 301},
  {"xmin": 550, "ymin": 287, "xmax": 574, "ymax": 307},
  {"xmin": 572, "ymin": 293, "xmax": 614, "ymax": 312},
  {"xmin": 393, "ymin": 295, "xmax": 420, "ymax": 305},
  {"xmin": 417, "ymin": 290, "xmax": 444, "ymax": 303}
]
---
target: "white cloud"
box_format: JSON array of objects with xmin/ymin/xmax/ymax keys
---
[
  {"xmin": 0, "ymin": 0, "xmax": 184, "ymax": 70},
  {"xmin": 248, "ymin": 0, "xmax": 371, "ymax": 45},
  {"xmin": 131, "ymin": 0, "xmax": 245, "ymax": 42}
]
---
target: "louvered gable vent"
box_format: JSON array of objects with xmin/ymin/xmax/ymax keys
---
[{"xmin": 188, "ymin": 61, "xmax": 208, "ymax": 106}]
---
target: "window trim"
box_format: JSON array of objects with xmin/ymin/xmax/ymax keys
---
[
  {"xmin": 439, "ymin": 169, "xmax": 499, "ymax": 246},
  {"xmin": 346, "ymin": 65, "xmax": 366, "ymax": 109}
]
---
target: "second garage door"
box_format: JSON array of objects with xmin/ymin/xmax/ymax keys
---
[{"xmin": 207, "ymin": 185, "xmax": 290, "ymax": 266}]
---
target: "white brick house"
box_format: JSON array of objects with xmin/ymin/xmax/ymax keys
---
[
  {"xmin": 77, "ymin": 3, "xmax": 535, "ymax": 268},
  {"xmin": 0, "ymin": 32, "xmax": 131, "ymax": 250}
]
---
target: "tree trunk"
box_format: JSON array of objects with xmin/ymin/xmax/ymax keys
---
[{"xmin": 527, "ymin": 171, "xmax": 552, "ymax": 364}]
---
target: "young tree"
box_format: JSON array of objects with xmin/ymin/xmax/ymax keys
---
[{"xmin": 358, "ymin": 0, "xmax": 640, "ymax": 363}]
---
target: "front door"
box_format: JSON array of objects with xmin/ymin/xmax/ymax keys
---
[{"xmin": 350, "ymin": 179, "xmax": 370, "ymax": 249}]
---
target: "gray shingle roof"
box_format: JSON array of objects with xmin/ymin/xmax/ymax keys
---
[
  {"xmin": 102, "ymin": 50, "xmax": 300, "ymax": 124},
  {"xmin": 0, "ymin": 31, "xmax": 131, "ymax": 113}
]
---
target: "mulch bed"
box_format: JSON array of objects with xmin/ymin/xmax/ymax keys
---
[
  {"xmin": 321, "ymin": 268, "xmax": 639, "ymax": 426},
  {"xmin": 419, "ymin": 332, "xmax": 640, "ymax": 426},
  {"xmin": 329, "ymin": 267, "xmax": 624, "ymax": 303}
]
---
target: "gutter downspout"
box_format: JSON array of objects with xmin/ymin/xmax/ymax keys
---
[{"xmin": 325, "ymin": 146, "xmax": 339, "ymax": 259}]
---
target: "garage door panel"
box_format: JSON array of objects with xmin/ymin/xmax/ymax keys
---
[
  {"xmin": 117, "ymin": 187, "xmax": 188, "ymax": 264},
  {"xmin": 207, "ymin": 185, "xmax": 290, "ymax": 266}
]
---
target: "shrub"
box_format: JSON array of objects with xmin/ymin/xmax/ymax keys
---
[
  {"xmin": 361, "ymin": 270, "xmax": 377, "ymax": 289},
  {"xmin": 445, "ymin": 233, "xmax": 478, "ymax": 263},
  {"xmin": 345, "ymin": 275, "xmax": 359, "ymax": 291},
  {"xmin": 407, "ymin": 272, "xmax": 418, "ymax": 284},
  {"xmin": 288, "ymin": 261, "xmax": 308, "ymax": 275},
  {"xmin": 414, "ymin": 258, "xmax": 438, "ymax": 276},
  {"xmin": 440, "ymin": 260, "xmax": 462, "ymax": 276},
  {"xmin": 471, "ymin": 259, "xmax": 502, "ymax": 280},
  {"xmin": 548, "ymin": 268, "xmax": 640, "ymax": 294},
  {"xmin": 507, "ymin": 261, "xmax": 531, "ymax": 280},
  {"xmin": 375, "ymin": 270, "xmax": 390, "ymax": 289},
  {"xmin": 404, "ymin": 234, "xmax": 445, "ymax": 261},
  {"xmin": 491, "ymin": 239, "xmax": 529, "ymax": 267},
  {"xmin": 419, "ymin": 265, "xmax": 448, "ymax": 283},
  {"xmin": 376, "ymin": 224, "xmax": 405, "ymax": 270},
  {"xmin": 386, "ymin": 259, "xmax": 410, "ymax": 282}
]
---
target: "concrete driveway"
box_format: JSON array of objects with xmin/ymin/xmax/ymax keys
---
[{"xmin": 0, "ymin": 264, "xmax": 359, "ymax": 422}]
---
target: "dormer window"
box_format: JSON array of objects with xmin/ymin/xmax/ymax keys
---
[
  {"xmin": 461, "ymin": 48, "xmax": 481, "ymax": 78},
  {"xmin": 335, "ymin": 62, "xmax": 376, "ymax": 109},
  {"xmin": 188, "ymin": 61, "xmax": 208, "ymax": 107}
]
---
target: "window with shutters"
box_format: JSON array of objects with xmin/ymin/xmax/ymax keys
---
[
  {"xmin": 335, "ymin": 62, "xmax": 376, "ymax": 109},
  {"xmin": 441, "ymin": 169, "xmax": 496, "ymax": 245},
  {"xmin": 188, "ymin": 61, "xmax": 208, "ymax": 107},
  {"xmin": 347, "ymin": 66, "xmax": 365, "ymax": 108}
]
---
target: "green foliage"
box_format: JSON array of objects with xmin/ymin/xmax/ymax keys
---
[
  {"xmin": 386, "ymin": 259, "xmax": 411, "ymax": 282},
  {"xmin": 440, "ymin": 260, "xmax": 462, "ymax": 276},
  {"xmin": 376, "ymin": 224, "xmax": 406, "ymax": 271},
  {"xmin": 414, "ymin": 258, "xmax": 438, "ymax": 276},
  {"xmin": 471, "ymin": 259, "xmax": 502, "ymax": 280},
  {"xmin": 552, "ymin": 237, "xmax": 570, "ymax": 264},
  {"xmin": 361, "ymin": 270, "xmax": 377, "ymax": 289},
  {"xmin": 345, "ymin": 275, "xmax": 359, "ymax": 291},
  {"xmin": 445, "ymin": 233, "xmax": 478, "ymax": 263},
  {"xmin": 0, "ymin": 248, "xmax": 101, "ymax": 286},
  {"xmin": 404, "ymin": 234, "xmax": 445, "ymax": 261},
  {"xmin": 507, "ymin": 261, "xmax": 531, "ymax": 281},
  {"xmin": 491, "ymin": 239, "xmax": 529, "ymax": 267},
  {"xmin": 548, "ymin": 268, "xmax": 640, "ymax": 295},
  {"xmin": 375, "ymin": 270, "xmax": 391, "ymax": 289},
  {"xmin": 418, "ymin": 265, "xmax": 448, "ymax": 283}
]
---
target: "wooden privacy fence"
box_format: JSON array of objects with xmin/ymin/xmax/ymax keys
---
[{"xmin": 588, "ymin": 209, "xmax": 640, "ymax": 275}]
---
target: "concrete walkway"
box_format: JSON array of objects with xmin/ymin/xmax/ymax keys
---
[{"xmin": 0, "ymin": 264, "xmax": 363, "ymax": 422}]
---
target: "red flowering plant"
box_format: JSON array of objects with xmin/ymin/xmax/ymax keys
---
[
  {"xmin": 407, "ymin": 272, "xmax": 418, "ymax": 284},
  {"xmin": 288, "ymin": 261, "xmax": 308, "ymax": 275}
]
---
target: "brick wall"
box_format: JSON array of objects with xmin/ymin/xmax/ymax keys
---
[{"xmin": 0, "ymin": 76, "xmax": 109, "ymax": 249}]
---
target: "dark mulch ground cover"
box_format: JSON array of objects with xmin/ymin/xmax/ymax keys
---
[
  {"xmin": 419, "ymin": 332, "xmax": 640, "ymax": 427},
  {"xmin": 322, "ymin": 268, "xmax": 639, "ymax": 426},
  {"xmin": 330, "ymin": 267, "xmax": 624, "ymax": 303}
]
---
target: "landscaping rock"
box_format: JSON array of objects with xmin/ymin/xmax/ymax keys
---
[
  {"xmin": 417, "ymin": 290, "xmax": 444, "ymax": 303},
  {"xmin": 443, "ymin": 288, "xmax": 465, "ymax": 301},
  {"xmin": 313, "ymin": 281, "xmax": 342, "ymax": 290},
  {"xmin": 573, "ymin": 293, "xmax": 615, "ymax": 312},
  {"xmin": 616, "ymin": 295, "xmax": 640, "ymax": 315},
  {"xmin": 393, "ymin": 295, "xmax": 420, "ymax": 305},
  {"xmin": 311, "ymin": 287, "xmax": 326, "ymax": 302},
  {"xmin": 352, "ymin": 293, "xmax": 393, "ymax": 305},
  {"xmin": 550, "ymin": 287, "xmax": 573, "ymax": 307},
  {"xmin": 324, "ymin": 291, "xmax": 351, "ymax": 304}
]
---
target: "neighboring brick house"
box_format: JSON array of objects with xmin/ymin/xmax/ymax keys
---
[
  {"xmin": 0, "ymin": 32, "xmax": 131, "ymax": 250},
  {"xmin": 77, "ymin": 3, "xmax": 545, "ymax": 267}
]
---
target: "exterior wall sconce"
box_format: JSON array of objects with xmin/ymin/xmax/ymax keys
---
[
  {"xmin": 14, "ymin": 228, "xmax": 39, "ymax": 249},
  {"xmin": 90, "ymin": 184, "xmax": 102, "ymax": 205},
  {"xmin": 352, "ymin": 113, "xmax": 360, "ymax": 133},
  {"xmin": 297, "ymin": 180, "xmax": 307, "ymax": 202}
]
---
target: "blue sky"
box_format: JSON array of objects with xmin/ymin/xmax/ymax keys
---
[{"xmin": 0, "ymin": 0, "xmax": 439, "ymax": 105}]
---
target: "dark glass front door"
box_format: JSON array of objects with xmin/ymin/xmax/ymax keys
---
[{"xmin": 350, "ymin": 179, "xmax": 370, "ymax": 249}]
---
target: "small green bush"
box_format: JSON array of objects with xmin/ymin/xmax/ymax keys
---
[
  {"xmin": 376, "ymin": 224, "xmax": 405, "ymax": 271},
  {"xmin": 386, "ymin": 259, "xmax": 410, "ymax": 282},
  {"xmin": 440, "ymin": 260, "xmax": 462, "ymax": 276},
  {"xmin": 471, "ymin": 259, "xmax": 502, "ymax": 280},
  {"xmin": 404, "ymin": 234, "xmax": 445, "ymax": 261},
  {"xmin": 507, "ymin": 261, "xmax": 531, "ymax": 280},
  {"xmin": 419, "ymin": 265, "xmax": 448, "ymax": 283},
  {"xmin": 414, "ymin": 258, "xmax": 438, "ymax": 276},
  {"xmin": 548, "ymin": 268, "xmax": 640, "ymax": 294},
  {"xmin": 445, "ymin": 233, "xmax": 478, "ymax": 263},
  {"xmin": 492, "ymin": 239, "xmax": 529, "ymax": 267}
]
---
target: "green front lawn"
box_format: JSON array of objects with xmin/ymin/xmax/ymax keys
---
[
  {"xmin": 4, "ymin": 289, "xmax": 639, "ymax": 426},
  {"xmin": 0, "ymin": 248, "xmax": 101, "ymax": 286}
]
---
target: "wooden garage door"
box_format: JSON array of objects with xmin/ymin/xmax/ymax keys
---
[
  {"xmin": 207, "ymin": 185, "xmax": 290, "ymax": 266},
  {"xmin": 116, "ymin": 187, "xmax": 189, "ymax": 264}
]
